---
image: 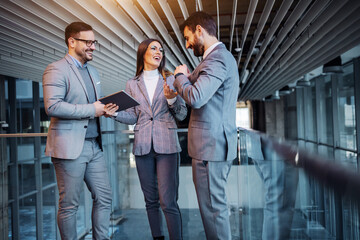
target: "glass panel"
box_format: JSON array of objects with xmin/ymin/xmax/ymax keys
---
[
  {"xmin": 304, "ymin": 82, "xmax": 317, "ymax": 141},
  {"xmin": 43, "ymin": 187, "xmax": 57, "ymax": 240},
  {"xmin": 318, "ymin": 145, "xmax": 334, "ymax": 159},
  {"xmin": 39, "ymin": 82, "xmax": 50, "ymax": 133},
  {"xmin": 285, "ymin": 92, "xmax": 298, "ymax": 140},
  {"xmin": 296, "ymin": 89, "xmax": 305, "ymax": 139},
  {"xmin": 42, "ymin": 160, "xmax": 55, "ymax": 187},
  {"xmin": 19, "ymin": 194, "xmax": 36, "ymax": 239},
  {"xmin": 8, "ymin": 206, "xmax": 12, "ymax": 239},
  {"xmin": 337, "ymin": 63, "xmax": 356, "ymax": 150},
  {"xmin": 305, "ymin": 141, "xmax": 317, "ymax": 154},
  {"xmin": 342, "ymin": 197, "xmax": 360, "ymax": 239},
  {"xmin": 17, "ymin": 137, "xmax": 35, "ymax": 162},
  {"xmin": 18, "ymin": 162, "xmax": 36, "ymax": 195},
  {"xmin": 16, "ymin": 79, "xmax": 33, "ymax": 134},
  {"xmin": 318, "ymin": 76, "xmax": 333, "ymax": 145},
  {"xmin": 334, "ymin": 149, "xmax": 357, "ymax": 171}
]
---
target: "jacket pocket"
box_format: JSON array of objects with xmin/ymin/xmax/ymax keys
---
[
  {"xmin": 51, "ymin": 123, "xmax": 72, "ymax": 130},
  {"xmin": 134, "ymin": 123, "xmax": 142, "ymax": 131},
  {"xmin": 166, "ymin": 122, "xmax": 177, "ymax": 129},
  {"xmin": 190, "ymin": 120, "xmax": 210, "ymax": 130}
]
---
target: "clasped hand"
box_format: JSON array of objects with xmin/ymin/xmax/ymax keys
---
[
  {"xmin": 94, "ymin": 101, "xmax": 119, "ymax": 117},
  {"xmin": 104, "ymin": 103, "xmax": 119, "ymax": 117}
]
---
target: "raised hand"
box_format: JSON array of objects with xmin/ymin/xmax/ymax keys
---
[{"xmin": 163, "ymin": 79, "xmax": 177, "ymax": 99}]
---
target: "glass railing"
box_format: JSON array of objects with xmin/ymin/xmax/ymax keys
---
[
  {"xmin": 1, "ymin": 128, "xmax": 359, "ymax": 239},
  {"xmin": 238, "ymin": 127, "xmax": 360, "ymax": 240}
]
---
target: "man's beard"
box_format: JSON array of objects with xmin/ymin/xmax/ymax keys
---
[
  {"xmin": 76, "ymin": 48, "xmax": 93, "ymax": 63},
  {"xmin": 192, "ymin": 36, "xmax": 204, "ymax": 57}
]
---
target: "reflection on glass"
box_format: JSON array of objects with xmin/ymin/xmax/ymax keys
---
[
  {"xmin": 296, "ymin": 89, "xmax": 305, "ymax": 139},
  {"xmin": 42, "ymin": 161, "xmax": 55, "ymax": 187},
  {"xmin": 15, "ymin": 80, "xmax": 33, "ymax": 134},
  {"xmin": 337, "ymin": 63, "xmax": 355, "ymax": 150},
  {"xmin": 43, "ymin": 187, "xmax": 57, "ymax": 240},
  {"xmin": 8, "ymin": 207, "xmax": 11, "ymax": 239},
  {"xmin": 342, "ymin": 197, "xmax": 360, "ymax": 239},
  {"xmin": 39, "ymin": 82, "xmax": 50, "ymax": 133},
  {"xmin": 318, "ymin": 75, "xmax": 333, "ymax": 145},
  {"xmin": 17, "ymin": 137, "xmax": 35, "ymax": 162},
  {"xmin": 18, "ymin": 162, "xmax": 36, "ymax": 195},
  {"xmin": 304, "ymin": 82, "xmax": 317, "ymax": 141},
  {"xmin": 318, "ymin": 145, "xmax": 334, "ymax": 159},
  {"xmin": 19, "ymin": 194, "xmax": 36, "ymax": 239},
  {"xmin": 335, "ymin": 149, "xmax": 357, "ymax": 171},
  {"xmin": 285, "ymin": 93, "xmax": 297, "ymax": 140}
]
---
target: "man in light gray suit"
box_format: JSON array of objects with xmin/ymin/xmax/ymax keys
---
[
  {"xmin": 43, "ymin": 22, "xmax": 112, "ymax": 240},
  {"xmin": 171, "ymin": 11, "xmax": 239, "ymax": 240}
]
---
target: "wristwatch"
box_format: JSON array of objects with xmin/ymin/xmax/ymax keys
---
[{"xmin": 175, "ymin": 72, "xmax": 184, "ymax": 78}]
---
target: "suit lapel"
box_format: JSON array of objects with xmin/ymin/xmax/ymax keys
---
[
  {"xmin": 151, "ymin": 75, "xmax": 164, "ymax": 109},
  {"xmin": 136, "ymin": 75, "xmax": 152, "ymax": 115},
  {"xmin": 65, "ymin": 55, "xmax": 90, "ymax": 102}
]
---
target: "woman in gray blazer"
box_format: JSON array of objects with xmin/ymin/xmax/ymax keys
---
[{"xmin": 106, "ymin": 39, "xmax": 187, "ymax": 240}]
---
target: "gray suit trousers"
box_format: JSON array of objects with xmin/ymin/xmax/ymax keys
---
[
  {"xmin": 192, "ymin": 159, "xmax": 233, "ymax": 240},
  {"xmin": 52, "ymin": 139, "xmax": 112, "ymax": 240},
  {"xmin": 135, "ymin": 148, "xmax": 182, "ymax": 240}
]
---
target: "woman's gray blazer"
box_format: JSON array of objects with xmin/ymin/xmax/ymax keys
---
[{"xmin": 114, "ymin": 73, "xmax": 187, "ymax": 156}]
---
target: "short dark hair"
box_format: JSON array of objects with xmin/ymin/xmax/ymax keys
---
[
  {"xmin": 64, "ymin": 22, "xmax": 93, "ymax": 47},
  {"xmin": 135, "ymin": 39, "xmax": 166, "ymax": 78},
  {"xmin": 180, "ymin": 11, "xmax": 217, "ymax": 37}
]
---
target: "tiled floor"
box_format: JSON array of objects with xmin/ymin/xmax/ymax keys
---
[
  {"xmin": 110, "ymin": 209, "xmax": 207, "ymax": 240},
  {"xmin": 107, "ymin": 208, "xmax": 335, "ymax": 240},
  {"xmin": 16, "ymin": 207, "xmax": 336, "ymax": 239}
]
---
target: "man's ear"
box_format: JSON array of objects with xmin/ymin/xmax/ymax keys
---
[
  {"xmin": 68, "ymin": 37, "xmax": 75, "ymax": 48},
  {"xmin": 196, "ymin": 25, "xmax": 202, "ymax": 35}
]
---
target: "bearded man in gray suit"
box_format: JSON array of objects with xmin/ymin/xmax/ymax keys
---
[
  {"xmin": 43, "ymin": 22, "xmax": 112, "ymax": 240},
  {"xmin": 169, "ymin": 11, "xmax": 239, "ymax": 240}
]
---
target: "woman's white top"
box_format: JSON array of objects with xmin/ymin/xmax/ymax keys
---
[{"xmin": 143, "ymin": 69, "xmax": 159, "ymax": 105}]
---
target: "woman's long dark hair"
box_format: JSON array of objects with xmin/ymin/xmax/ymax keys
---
[{"xmin": 135, "ymin": 39, "xmax": 166, "ymax": 78}]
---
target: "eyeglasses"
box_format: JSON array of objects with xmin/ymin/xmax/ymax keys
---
[
  {"xmin": 150, "ymin": 45, "xmax": 164, "ymax": 53},
  {"xmin": 73, "ymin": 38, "xmax": 98, "ymax": 47}
]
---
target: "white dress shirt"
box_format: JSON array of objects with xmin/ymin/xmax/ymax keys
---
[{"xmin": 203, "ymin": 42, "xmax": 222, "ymax": 60}]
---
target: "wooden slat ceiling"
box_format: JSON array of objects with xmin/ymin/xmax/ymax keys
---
[{"xmin": 0, "ymin": 0, "xmax": 359, "ymax": 99}]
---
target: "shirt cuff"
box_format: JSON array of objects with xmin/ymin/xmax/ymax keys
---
[
  {"xmin": 112, "ymin": 112, "xmax": 118, "ymax": 118},
  {"xmin": 167, "ymin": 97, "xmax": 177, "ymax": 105},
  {"xmin": 175, "ymin": 72, "xmax": 184, "ymax": 78}
]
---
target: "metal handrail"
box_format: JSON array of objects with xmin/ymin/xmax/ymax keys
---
[
  {"xmin": 0, "ymin": 133, "xmax": 47, "ymax": 138},
  {"xmin": 0, "ymin": 128, "xmax": 190, "ymax": 138}
]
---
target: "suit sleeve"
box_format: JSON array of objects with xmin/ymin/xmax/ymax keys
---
[
  {"xmin": 43, "ymin": 63, "xmax": 96, "ymax": 119},
  {"xmin": 173, "ymin": 55, "xmax": 226, "ymax": 109},
  {"xmin": 114, "ymin": 80, "xmax": 138, "ymax": 125},
  {"xmin": 166, "ymin": 75, "xmax": 187, "ymax": 121}
]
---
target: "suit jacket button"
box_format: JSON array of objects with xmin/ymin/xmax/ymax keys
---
[
  {"xmin": 150, "ymin": 118, "xmax": 153, "ymax": 121},
  {"xmin": 84, "ymin": 126, "xmax": 87, "ymax": 128}
]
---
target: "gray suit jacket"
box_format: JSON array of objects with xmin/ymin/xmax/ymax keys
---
[
  {"xmin": 114, "ymin": 73, "xmax": 187, "ymax": 156},
  {"xmin": 43, "ymin": 54, "xmax": 101, "ymax": 159},
  {"xmin": 174, "ymin": 43, "xmax": 239, "ymax": 161}
]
